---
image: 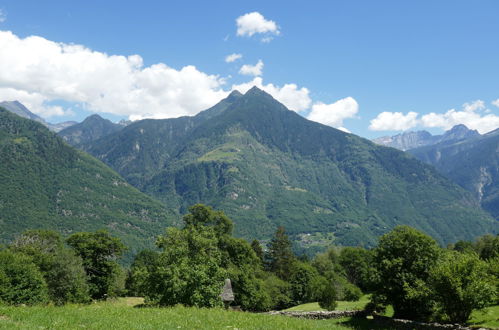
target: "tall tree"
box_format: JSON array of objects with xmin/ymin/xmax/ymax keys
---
[
  {"xmin": 67, "ymin": 230, "xmax": 125, "ymax": 300},
  {"xmin": 265, "ymin": 226, "xmax": 296, "ymax": 280},
  {"xmin": 372, "ymin": 226, "xmax": 440, "ymax": 321}
]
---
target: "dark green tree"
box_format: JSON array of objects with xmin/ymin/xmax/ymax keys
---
[
  {"xmin": 474, "ymin": 234, "xmax": 499, "ymax": 260},
  {"xmin": 265, "ymin": 226, "xmax": 296, "ymax": 280},
  {"xmin": 288, "ymin": 261, "xmax": 321, "ymax": 305},
  {"xmin": 372, "ymin": 226, "xmax": 440, "ymax": 321},
  {"xmin": 316, "ymin": 279, "xmax": 337, "ymax": 311},
  {"xmin": 251, "ymin": 239, "xmax": 264, "ymax": 263},
  {"xmin": 126, "ymin": 249, "xmax": 160, "ymax": 297},
  {"xmin": 67, "ymin": 230, "xmax": 126, "ymax": 300},
  {"xmin": 0, "ymin": 250, "xmax": 49, "ymax": 305},
  {"xmin": 338, "ymin": 247, "xmax": 373, "ymax": 291}
]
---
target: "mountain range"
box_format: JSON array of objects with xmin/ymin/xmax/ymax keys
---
[
  {"xmin": 372, "ymin": 125, "xmax": 480, "ymax": 151},
  {"xmin": 0, "ymin": 107, "xmax": 176, "ymax": 260},
  {"xmin": 409, "ymin": 129, "xmax": 499, "ymax": 222},
  {"xmin": 76, "ymin": 87, "xmax": 496, "ymax": 247},
  {"xmin": 1, "ymin": 90, "xmax": 497, "ymax": 252}
]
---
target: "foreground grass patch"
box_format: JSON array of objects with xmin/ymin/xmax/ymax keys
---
[
  {"xmin": 285, "ymin": 295, "xmax": 370, "ymax": 312},
  {"xmin": 0, "ymin": 299, "xmax": 351, "ymax": 330}
]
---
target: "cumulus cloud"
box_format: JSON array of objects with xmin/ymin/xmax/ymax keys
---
[
  {"xmin": 236, "ymin": 12, "xmax": 280, "ymax": 42},
  {"xmin": 421, "ymin": 100, "xmax": 499, "ymax": 134},
  {"xmin": 369, "ymin": 100, "xmax": 499, "ymax": 134},
  {"xmin": 307, "ymin": 97, "xmax": 359, "ymax": 130},
  {"xmin": 232, "ymin": 77, "xmax": 311, "ymax": 112},
  {"xmin": 369, "ymin": 111, "xmax": 419, "ymax": 131},
  {"xmin": 0, "ymin": 30, "xmax": 229, "ymax": 119},
  {"xmin": 225, "ymin": 53, "xmax": 242, "ymax": 63},
  {"xmin": 239, "ymin": 60, "xmax": 264, "ymax": 77},
  {"xmin": 492, "ymin": 99, "xmax": 499, "ymax": 108}
]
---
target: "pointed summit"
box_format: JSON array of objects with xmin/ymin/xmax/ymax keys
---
[
  {"xmin": 228, "ymin": 90, "xmax": 243, "ymax": 98},
  {"xmin": 244, "ymin": 86, "xmax": 270, "ymax": 97}
]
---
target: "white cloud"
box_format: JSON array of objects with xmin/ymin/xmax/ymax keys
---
[
  {"xmin": 0, "ymin": 87, "xmax": 70, "ymax": 117},
  {"xmin": 421, "ymin": 100, "xmax": 499, "ymax": 134},
  {"xmin": 232, "ymin": 77, "xmax": 311, "ymax": 112},
  {"xmin": 369, "ymin": 100, "xmax": 499, "ymax": 134},
  {"xmin": 0, "ymin": 30, "xmax": 229, "ymax": 119},
  {"xmin": 239, "ymin": 60, "xmax": 264, "ymax": 77},
  {"xmin": 0, "ymin": 10, "xmax": 6, "ymax": 23},
  {"xmin": 236, "ymin": 12, "xmax": 280, "ymax": 41},
  {"xmin": 492, "ymin": 99, "xmax": 499, "ymax": 108},
  {"xmin": 307, "ymin": 97, "xmax": 359, "ymax": 129},
  {"xmin": 225, "ymin": 53, "xmax": 242, "ymax": 63},
  {"xmin": 369, "ymin": 111, "xmax": 419, "ymax": 131}
]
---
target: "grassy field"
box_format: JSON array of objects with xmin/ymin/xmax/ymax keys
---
[
  {"xmin": 0, "ymin": 298, "xmax": 353, "ymax": 330},
  {"xmin": 285, "ymin": 295, "xmax": 370, "ymax": 312},
  {"xmin": 286, "ymin": 296, "xmax": 498, "ymax": 329},
  {"xmin": 0, "ymin": 297, "xmax": 497, "ymax": 329}
]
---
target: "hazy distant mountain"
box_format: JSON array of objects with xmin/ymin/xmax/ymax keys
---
[
  {"xmin": 81, "ymin": 87, "xmax": 495, "ymax": 247},
  {"xmin": 372, "ymin": 125, "xmax": 480, "ymax": 151},
  {"xmin": 50, "ymin": 121, "xmax": 79, "ymax": 132},
  {"xmin": 58, "ymin": 114, "xmax": 123, "ymax": 146},
  {"xmin": 0, "ymin": 100, "xmax": 77, "ymax": 132},
  {"xmin": 0, "ymin": 107, "xmax": 176, "ymax": 259},
  {"xmin": 410, "ymin": 129, "xmax": 499, "ymax": 221},
  {"xmin": 0, "ymin": 101, "xmax": 47, "ymax": 125}
]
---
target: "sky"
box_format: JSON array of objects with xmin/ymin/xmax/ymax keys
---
[{"xmin": 1, "ymin": 0, "xmax": 499, "ymax": 138}]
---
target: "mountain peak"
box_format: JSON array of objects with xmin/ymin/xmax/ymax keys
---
[
  {"xmin": 228, "ymin": 90, "xmax": 243, "ymax": 98},
  {"xmin": 244, "ymin": 86, "xmax": 269, "ymax": 97}
]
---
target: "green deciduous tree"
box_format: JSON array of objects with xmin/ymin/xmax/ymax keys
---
[
  {"xmin": 146, "ymin": 205, "xmax": 230, "ymax": 308},
  {"xmin": 372, "ymin": 226, "xmax": 440, "ymax": 321},
  {"xmin": 67, "ymin": 230, "xmax": 126, "ymax": 300},
  {"xmin": 148, "ymin": 226, "xmax": 226, "ymax": 307},
  {"xmin": 338, "ymin": 246, "xmax": 373, "ymax": 292},
  {"xmin": 429, "ymin": 251, "xmax": 496, "ymax": 323},
  {"xmin": 11, "ymin": 230, "xmax": 90, "ymax": 305},
  {"xmin": 126, "ymin": 249, "xmax": 160, "ymax": 297}
]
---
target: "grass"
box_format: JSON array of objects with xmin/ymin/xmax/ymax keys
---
[
  {"xmin": 0, "ymin": 297, "xmax": 497, "ymax": 329},
  {"xmin": 469, "ymin": 304, "xmax": 499, "ymax": 329},
  {"xmin": 0, "ymin": 298, "xmax": 352, "ymax": 330},
  {"xmin": 285, "ymin": 295, "xmax": 370, "ymax": 312}
]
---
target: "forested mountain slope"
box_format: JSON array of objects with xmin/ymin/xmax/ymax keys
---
[{"xmin": 0, "ymin": 107, "xmax": 177, "ymax": 256}]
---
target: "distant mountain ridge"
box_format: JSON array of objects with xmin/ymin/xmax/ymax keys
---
[
  {"xmin": 372, "ymin": 124, "xmax": 480, "ymax": 151},
  {"xmin": 409, "ymin": 130, "xmax": 499, "ymax": 222},
  {"xmin": 58, "ymin": 114, "xmax": 124, "ymax": 146},
  {"xmin": 0, "ymin": 107, "xmax": 176, "ymax": 259},
  {"xmin": 0, "ymin": 100, "xmax": 77, "ymax": 132},
  {"xmin": 80, "ymin": 87, "xmax": 496, "ymax": 247}
]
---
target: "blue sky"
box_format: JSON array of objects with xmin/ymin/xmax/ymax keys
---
[{"xmin": 1, "ymin": 0, "xmax": 499, "ymax": 138}]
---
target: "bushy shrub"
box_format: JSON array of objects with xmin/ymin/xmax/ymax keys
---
[
  {"xmin": 0, "ymin": 250, "xmax": 49, "ymax": 305},
  {"xmin": 429, "ymin": 251, "xmax": 496, "ymax": 323},
  {"xmin": 341, "ymin": 282, "xmax": 362, "ymax": 301}
]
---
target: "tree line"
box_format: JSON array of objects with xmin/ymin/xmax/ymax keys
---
[{"xmin": 0, "ymin": 204, "xmax": 497, "ymax": 325}]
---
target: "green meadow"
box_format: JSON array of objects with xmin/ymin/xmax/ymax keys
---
[{"xmin": 1, "ymin": 298, "xmax": 497, "ymax": 330}]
